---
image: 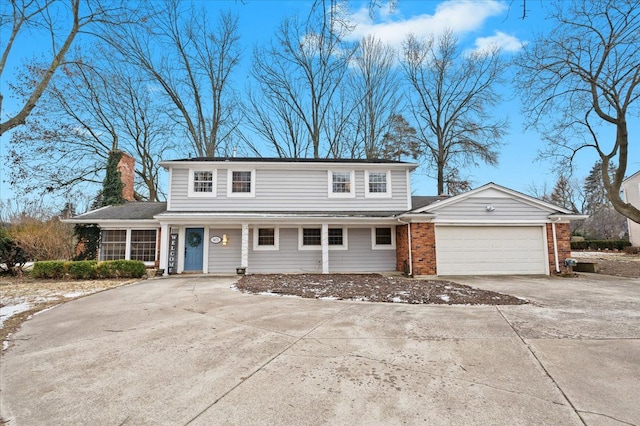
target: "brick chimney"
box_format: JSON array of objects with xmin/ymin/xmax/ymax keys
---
[{"xmin": 117, "ymin": 152, "xmax": 135, "ymax": 202}]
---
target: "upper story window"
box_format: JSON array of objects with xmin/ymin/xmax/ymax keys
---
[
  {"xmin": 188, "ymin": 169, "xmax": 216, "ymax": 197},
  {"xmin": 328, "ymin": 170, "xmax": 355, "ymax": 198},
  {"xmin": 253, "ymin": 227, "xmax": 279, "ymax": 251},
  {"xmin": 227, "ymin": 169, "xmax": 255, "ymax": 197},
  {"xmin": 365, "ymin": 170, "xmax": 391, "ymax": 198}
]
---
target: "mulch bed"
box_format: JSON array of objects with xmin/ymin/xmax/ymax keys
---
[{"xmin": 236, "ymin": 274, "xmax": 527, "ymax": 305}]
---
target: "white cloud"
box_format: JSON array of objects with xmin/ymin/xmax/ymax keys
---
[
  {"xmin": 473, "ymin": 31, "xmax": 523, "ymax": 53},
  {"xmin": 346, "ymin": 0, "xmax": 520, "ymax": 51}
]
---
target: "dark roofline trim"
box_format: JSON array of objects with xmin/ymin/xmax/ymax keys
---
[{"xmin": 161, "ymin": 157, "xmax": 414, "ymax": 165}]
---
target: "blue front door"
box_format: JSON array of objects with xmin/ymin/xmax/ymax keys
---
[{"xmin": 184, "ymin": 228, "xmax": 204, "ymax": 271}]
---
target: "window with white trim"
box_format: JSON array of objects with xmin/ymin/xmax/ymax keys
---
[
  {"xmin": 371, "ymin": 227, "xmax": 395, "ymax": 250},
  {"xmin": 100, "ymin": 230, "xmax": 126, "ymax": 260},
  {"xmin": 253, "ymin": 227, "xmax": 279, "ymax": 251},
  {"xmin": 188, "ymin": 169, "xmax": 216, "ymax": 197},
  {"xmin": 130, "ymin": 230, "xmax": 157, "ymax": 262},
  {"xmin": 302, "ymin": 228, "xmax": 321, "ymax": 246},
  {"xmin": 100, "ymin": 229, "xmax": 158, "ymax": 262},
  {"xmin": 227, "ymin": 169, "xmax": 255, "ymax": 197},
  {"xmin": 298, "ymin": 227, "xmax": 348, "ymax": 250},
  {"xmin": 328, "ymin": 171, "xmax": 355, "ymax": 198},
  {"xmin": 365, "ymin": 171, "xmax": 391, "ymax": 198}
]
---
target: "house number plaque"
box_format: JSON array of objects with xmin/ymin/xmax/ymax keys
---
[{"xmin": 210, "ymin": 236, "xmax": 222, "ymax": 244}]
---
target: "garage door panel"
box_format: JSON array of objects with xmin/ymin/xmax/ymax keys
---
[{"xmin": 436, "ymin": 226, "xmax": 547, "ymax": 275}]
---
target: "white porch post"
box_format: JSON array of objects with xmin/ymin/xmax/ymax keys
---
[
  {"xmin": 241, "ymin": 223, "xmax": 249, "ymax": 269},
  {"xmin": 321, "ymin": 223, "xmax": 329, "ymax": 274},
  {"xmin": 202, "ymin": 227, "xmax": 210, "ymax": 274},
  {"xmin": 125, "ymin": 229, "xmax": 132, "ymax": 260},
  {"xmin": 159, "ymin": 223, "xmax": 169, "ymax": 276}
]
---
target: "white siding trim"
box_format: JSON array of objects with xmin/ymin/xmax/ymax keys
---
[
  {"xmin": 327, "ymin": 170, "xmax": 356, "ymax": 198},
  {"xmin": 187, "ymin": 168, "xmax": 217, "ymax": 198},
  {"xmin": 227, "ymin": 169, "xmax": 256, "ymax": 198},
  {"xmin": 364, "ymin": 170, "xmax": 392, "ymax": 198},
  {"xmin": 371, "ymin": 226, "xmax": 396, "ymax": 250},
  {"xmin": 167, "ymin": 168, "xmax": 173, "ymax": 210},
  {"xmin": 253, "ymin": 227, "xmax": 280, "ymax": 251},
  {"xmin": 406, "ymin": 169, "xmax": 412, "ymax": 210}
]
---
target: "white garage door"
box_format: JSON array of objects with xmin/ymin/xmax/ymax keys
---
[{"xmin": 436, "ymin": 226, "xmax": 547, "ymax": 275}]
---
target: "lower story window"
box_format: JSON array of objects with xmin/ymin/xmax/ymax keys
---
[
  {"xmin": 100, "ymin": 230, "xmax": 126, "ymax": 260},
  {"xmin": 300, "ymin": 227, "xmax": 347, "ymax": 250},
  {"xmin": 130, "ymin": 230, "xmax": 157, "ymax": 262},
  {"xmin": 100, "ymin": 229, "xmax": 157, "ymax": 262},
  {"xmin": 375, "ymin": 227, "xmax": 392, "ymax": 245},
  {"xmin": 328, "ymin": 228, "xmax": 343, "ymax": 246},
  {"xmin": 302, "ymin": 228, "xmax": 321, "ymax": 246},
  {"xmin": 258, "ymin": 228, "xmax": 275, "ymax": 246}
]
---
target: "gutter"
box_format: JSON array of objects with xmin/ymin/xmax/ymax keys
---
[{"xmin": 551, "ymin": 217, "xmax": 562, "ymax": 273}]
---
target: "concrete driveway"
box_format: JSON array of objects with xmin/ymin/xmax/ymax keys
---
[{"xmin": 1, "ymin": 273, "xmax": 638, "ymax": 425}]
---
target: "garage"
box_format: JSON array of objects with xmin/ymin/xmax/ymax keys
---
[{"xmin": 435, "ymin": 225, "xmax": 548, "ymax": 275}]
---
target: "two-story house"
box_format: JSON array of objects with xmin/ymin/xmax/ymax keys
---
[
  {"xmin": 68, "ymin": 156, "xmax": 586, "ymax": 276},
  {"xmin": 622, "ymin": 170, "xmax": 640, "ymax": 246}
]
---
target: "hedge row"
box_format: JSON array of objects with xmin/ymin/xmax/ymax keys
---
[
  {"xmin": 570, "ymin": 240, "xmax": 632, "ymax": 251},
  {"xmin": 32, "ymin": 260, "xmax": 147, "ymax": 279}
]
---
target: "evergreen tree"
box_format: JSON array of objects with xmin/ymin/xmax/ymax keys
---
[
  {"xmin": 583, "ymin": 161, "xmax": 614, "ymax": 215},
  {"xmin": 102, "ymin": 151, "xmax": 125, "ymax": 207}
]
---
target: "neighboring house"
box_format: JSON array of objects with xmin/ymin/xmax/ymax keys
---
[
  {"xmin": 622, "ymin": 170, "xmax": 640, "ymax": 246},
  {"xmin": 67, "ymin": 157, "xmax": 586, "ymax": 276}
]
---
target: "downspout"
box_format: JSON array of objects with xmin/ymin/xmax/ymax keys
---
[
  {"xmin": 396, "ymin": 218, "xmax": 412, "ymax": 276},
  {"xmin": 551, "ymin": 218, "xmax": 561, "ymax": 273}
]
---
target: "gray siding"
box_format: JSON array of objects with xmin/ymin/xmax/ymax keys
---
[
  {"xmin": 244, "ymin": 227, "xmax": 395, "ymax": 273},
  {"xmin": 434, "ymin": 197, "xmax": 552, "ymax": 221},
  {"xmin": 248, "ymin": 228, "xmax": 322, "ymax": 273},
  {"xmin": 329, "ymin": 228, "xmax": 396, "ymax": 272},
  {"xmin": 207, "ymin": 228, "xmax": 242, "ymax": 273},
  {"xmin": 169, "ymin": 167, "xmax": 408, "ymax": 211}
]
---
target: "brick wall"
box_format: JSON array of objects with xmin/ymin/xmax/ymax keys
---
[
  {"xmin": 411, "ymin": 223, "xmax": 437, "ymax": 275},
  {"xmin": 546, "ymin": 222, "xmax": 572, "ymax": 274},
  {"xmin": 396, "ymin": 223, "xmax": 437, "ymax": 275},
  {"xmin": 396, "ymin": 225, "xmax": 409, "ymax": 273},
  {"xmin": 117, "ymin": 153, "xmax": 136, "ymax": 202}
]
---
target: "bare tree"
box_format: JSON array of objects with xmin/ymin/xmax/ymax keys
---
[
  {"xmin": 248, "ymin": 8, "xmax": 356, "ymax": 158},
  {"xmin": 8, "ymin": 48, "xmax": 173, "ymax": 201},
  {"xmin": 0, "ymin": 0, "xmax": 136, "ymax": 135},
  {"xmin": 515, "ymin": 0, "xmax": 640, "ymax": 224},
  {"xmin": 402, "ymin": 30, "xmax": 507, "ymax": 195},
  {"xmin": 106, "ymin": 0, "xmax": 241, "ymax": 157},
  {"xmin": 348, "ymin": 35, "xmax": 401, "ymax": 159}
]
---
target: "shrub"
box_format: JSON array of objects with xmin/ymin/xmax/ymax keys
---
[
  {"xmin": 33, "ymin": 259, "xmax": 146, "ymax": 279},
  {"xmin": 67, "ymin": 260, "xmax": 98, "ymax": 279},
  {"xmin": 96, "ymin": 260, "xmax": 146, "ymax": 278},
  {"xmin": 32, "ymin": 261, "xmax": 67, "ymax": 279},
  {"xmin": 0, "ymin": 227, "xmax": 29, "ymax": 275},
  {"xmin": 624, "ymin": 246, "xmax": 640, "ymax": 255},
  {"xmin": 571, "ymin": 240, "xmax": 632, "ymax": 251}
]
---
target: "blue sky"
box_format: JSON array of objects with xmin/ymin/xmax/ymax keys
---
[{"xmin": 1, "ymin": 0, "xmax": 638, "ymax": 207}]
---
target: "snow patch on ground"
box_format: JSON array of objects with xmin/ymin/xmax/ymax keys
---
[{"xmin": 0, "ymin": 302, "xmax": 31, "ymax": 327}]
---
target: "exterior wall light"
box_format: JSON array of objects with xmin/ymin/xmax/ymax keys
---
[{"xmin": 222, "ymin": 234, "xmax": 229, "ymax": 245}]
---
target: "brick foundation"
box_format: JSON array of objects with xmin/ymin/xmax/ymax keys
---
[{"xmin": 547, "ymin": 222, "xmax": 572, "ymax": 274}]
